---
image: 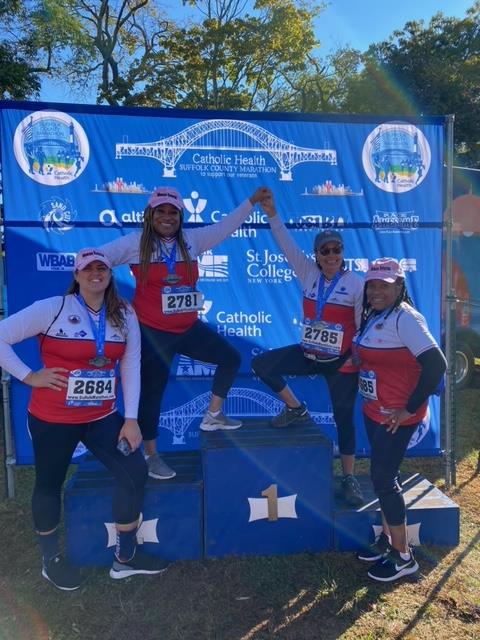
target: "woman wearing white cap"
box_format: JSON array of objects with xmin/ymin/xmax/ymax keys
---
[
  {"xmin": 354, "ymin": 257, "xmax": 446, "ymax": 582},
  {"xmin": 99, "ymin": 186, "xmax": 271, "ymax": 480},
  {"xmin": 253, "ymin": 192, "xmax": 365, "ymax": 507},
  {"xmin": 0, "ymin": 248, "xmax": 169, "ymax": 590}
]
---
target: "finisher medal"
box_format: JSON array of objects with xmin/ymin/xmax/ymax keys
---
[
  {"xmin": 75, "ymin": 295, "xmax": 112, "ymax": 369},
  {"xmin": 89, "ymin": 355, "xmax": 112, "ymax": 367},
  {"xmin": 163, "ymin": 273, "xmax": 182, "ymax": 284}
]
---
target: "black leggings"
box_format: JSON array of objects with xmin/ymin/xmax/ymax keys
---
[
  {"xmin": 364, "ymin": 415, "xmax": 418, "ymax": 526},
  {"xmin": 29, "ymin": 412, "xmax": 148, "ymax": 533},
  {"xmin": 251, "ymin": 343, "xmax": 358, "ymax": 455},
  {"xmin": 139, "ymin": 320, "xmax": 241, "ymax": 441}
]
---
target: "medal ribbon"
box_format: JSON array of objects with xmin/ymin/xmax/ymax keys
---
[
  {"xmin": 76, "ymin": 294, "xmax": 108, "ymax": 362},
  {"xmin": 315, "ymin": 272, "xmax": 342, "ymax": 321},
  {"xmin": 160, "ymin": 240, "xmax": 177, "ymax": 278},
  {"xmin": 353, "ymin": 307, "xmax": 391, "ymax": 352}
]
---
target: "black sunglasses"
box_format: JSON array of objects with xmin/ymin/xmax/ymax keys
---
[{"xmin": 317, "ymin": 246, "xmax": 343, "ymax": 256}]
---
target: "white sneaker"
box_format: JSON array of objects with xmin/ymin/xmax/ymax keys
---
[{"xmin": 200, "ymin": 411, "xmax": 242, "ymax": 432}]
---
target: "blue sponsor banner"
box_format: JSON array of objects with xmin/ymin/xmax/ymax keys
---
[{"xmin": 0, "ymin": 101, "xmax": 446, "ymax": 463}]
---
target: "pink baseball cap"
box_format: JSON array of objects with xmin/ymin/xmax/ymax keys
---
[
  {"xmin": 75, "ymin": 248, "xmax": 111, "ymax": 271},
  {"xmin": 148, "ymin": 187, "xmax": 184, "ymax": 211},
  {"xmin": 365, "ymin": 257, "xmax": 405, "ymax": 283}
]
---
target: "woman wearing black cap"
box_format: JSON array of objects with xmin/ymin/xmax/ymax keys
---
[
  {"xmin": 354, "ymin": 257, "xmax": 446, "ymax": 582},
  {"xmin": 0, "ymin": 248, "xmax": 168, "ymax": 590},
  {"xmin": 99, "ymin": 186, "xmax": 271, "ymax": 480},
  {"xmin": 253, "ymin": 192, "xmax": 365, "ymax": 507}
]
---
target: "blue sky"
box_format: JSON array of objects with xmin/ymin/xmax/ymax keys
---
[
  {"xmin": 315, "ymin": 0, "xmax": 474, "ymax": 52},
  {"xmin": 40, "ymin": 0, "xmax": 475, "ymax": 103}
]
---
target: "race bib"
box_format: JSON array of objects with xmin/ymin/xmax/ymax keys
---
[
  {"xmin": 66, "ymin": 369, "xmax": 116, "ymax": 407},
  {"xmin": 301, "ymin": 319, "xmax": 344, "ymax": 357},
  {"xmin": 161, "ymin": 286, "xmax": 204, "ymax": 314},
  {"xmin": 359, "ymin": 370, "xmax": 378, "ymax": 401}
]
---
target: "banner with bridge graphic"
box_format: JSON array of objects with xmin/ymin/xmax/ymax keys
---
[{"xmin": 0, "ymin": 101, "xmax": 446, "ymax": 463}]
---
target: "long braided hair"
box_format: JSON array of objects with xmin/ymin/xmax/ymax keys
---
[
  {"xmin": 138, "ymin": 204, "xmax": 193, "ymax": 285},
  {"xmin": 66, "ymin": 275, "xmax": 129, "ymax": 337},
  {"xmin": 359, "ymin": 277, "xmax": 415, "ymax": 333}
]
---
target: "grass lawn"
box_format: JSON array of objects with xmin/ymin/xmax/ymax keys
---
[{"xmin": 0, "ymin": 389, "xmax": 479, "ymax": 640}]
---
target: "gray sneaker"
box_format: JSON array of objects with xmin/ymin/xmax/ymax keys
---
[
  {"xmin": 146, "ymin": 454, "xmax": 176, "ymax": 480},
  {"xmin": 200, "ymin": 411, "xmax": 242, "ymax": 432},
  {"xmin": 341, "ymin": 474, "xmax": 365, "ymax": 507},
  {"xmin": 271, "ymin": 402, "xmax": 310, "ymax": 428}
]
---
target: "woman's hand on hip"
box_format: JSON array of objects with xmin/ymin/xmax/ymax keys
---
[
  {"xmin": 23, "ymin": 367, "xmax": 69, "ymax": 390},
  {"xmin": 382, "ymin": 408, "xmax": 414, "ymax": 434}
]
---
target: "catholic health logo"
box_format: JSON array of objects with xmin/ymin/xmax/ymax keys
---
[
  {"xmin": 362, "ymin": 123, "xmax": 431, "ymax": 193},
  {"xmin": 14, "ymin": 111, "xmax": 89, "ymax": 185}
]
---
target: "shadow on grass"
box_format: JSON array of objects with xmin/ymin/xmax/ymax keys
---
[
  {"xmin": 0, "ymin": 464, "xmax": 461, "ymax": 640},
  {"xmin": 0, "ymin": 386, "xmax": 478, "ymax": 639},
  {"xmin": 394, "ymin": 529, "xmax": 480, "ymax": 639}
]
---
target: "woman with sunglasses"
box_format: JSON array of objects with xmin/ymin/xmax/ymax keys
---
[
  {"xmin": 99, "ymin": 186, "xmax": 271, "ymax": 481},
  {"xmin": 354, "ymin": 258, "xmax": 446, "ymax": 582},
  {"xmin": 0, "ymin": 249, "xmax": 168, "ymax": 590},
  {"xmin": 253, "ymin": 193, "xmax": 365, "ymax": 506}
]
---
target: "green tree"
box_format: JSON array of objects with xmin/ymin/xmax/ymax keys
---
[
  {"xmin": 0, "ymin": 0, "xmax": 46, "ymax": 99},
  {"xmin": 21, "ymin": 0, "xmax": 324, "ymax": 109},
  {"xmin": 28, "ymin": 0, "xmax": 174, "ymax": 106},
  {"xmin": 130, "ymin": 0, "xmax": 324, "ymax": 110},
  {"xmin": 271, "ymin": 46, "xmax": 362, "ymax": 113},
  {"xmin": 342, "ymin": 3, "xmax": 480, "ymax": 166}
]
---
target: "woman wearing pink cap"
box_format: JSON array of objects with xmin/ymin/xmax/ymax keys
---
[
  {"xmin": 99, "ymin": 186, "xmax": 271, "ymax": 480},
  {"xmin": 354, "ymin": 257, "xmax": 446, "ymax": 582},
  {"xmin": 0, "ymin": 248, "xmax": 169, "ymax": 590}
]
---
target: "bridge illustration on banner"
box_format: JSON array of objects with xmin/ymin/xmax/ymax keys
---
[
  {"xmin": 160, "ymin": 387, "xmax": 334, "ymax": 445},
  {"xmin": 115, "ymin": 119, "xmax": 337, "ymax": 181}
]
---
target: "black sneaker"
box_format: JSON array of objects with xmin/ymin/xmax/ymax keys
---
[
  {"xmin": 341, "ymin": 474, "xmax": 365, "ymax": 507},
  {"xmin": 357, "ymin": 531, "xmax": 391, "ymax": 561},
  {"xmin": 367, "ymin": 547, "xmax": 419, "ymax": 582},
  {"xmin": 42, "ymin": 554, "xmax": 82, "ymax": 591},
  {"xmin": 271, "ymin": 402, "xmax": 311, "ymax": 428},
  {"xmin": 109, "ymin": 551, "xmax": 170, "ymax": 580}
]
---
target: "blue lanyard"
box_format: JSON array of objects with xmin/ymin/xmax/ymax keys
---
[
  {"xmin": 76, "ymin": 294, "xmax": 107, "ymax": 358},
  {"xmin": 354, "ymin": 308, "xmax": 391, "ymax": 350},
  {"xmin": 160, "ymin": 240, "xmax": 177, "ymax": 276},
  {"xmin": 315, "ymin": 272, "xmax": 342, "ymax": 321}
]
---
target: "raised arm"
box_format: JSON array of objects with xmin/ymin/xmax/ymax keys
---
[
  {"xmin": 258, "ymin": 193, "xmax": 312, "ymax": 283},
  {"xmin": 192, "ymin": 187, "xmax": 272, "ymax": 253}
]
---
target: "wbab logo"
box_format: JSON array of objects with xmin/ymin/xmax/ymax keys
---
[
  {"xmin": 36, "ymin": 252, "xmax": 76, "ymax": 271},
  {"xmin": 362, "ymin": 123, "xmax": 431, "ymax": 193},
  {"xmin": 14, "ymin": 111, "xmax": 89, "ymax": 185}
]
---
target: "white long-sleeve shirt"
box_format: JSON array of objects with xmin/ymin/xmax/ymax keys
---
[{"xmin": 0, "ymin": 294, "xmax": 141, "ymax": 423}]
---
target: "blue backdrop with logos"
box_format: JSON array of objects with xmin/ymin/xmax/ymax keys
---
[{"xmin": 0, "ymin": 101, "xmax": 446, "ymax": 463}]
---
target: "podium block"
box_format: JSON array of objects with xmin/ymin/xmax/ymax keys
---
[
  {"xmin": 333, "ymin": 473, "xmax": 460, "ymax": 551},
  {"xmin": 64, "ymin": 451, "xmax": 203, "ymax": 565},
  {"xmin": 202, "ymin": 420, "xmax": 333, "ymax": 558}
]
